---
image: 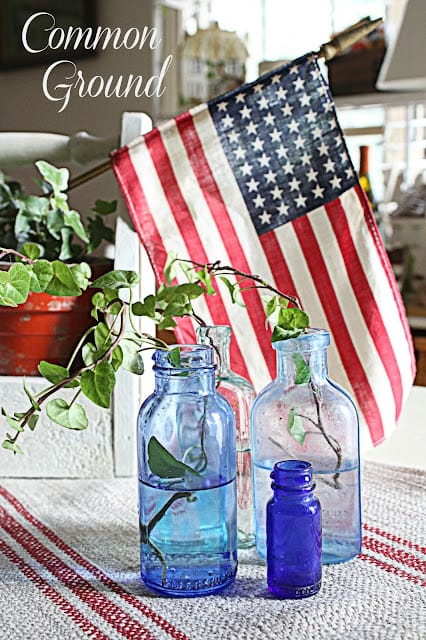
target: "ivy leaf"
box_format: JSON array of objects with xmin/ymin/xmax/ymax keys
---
[
  {"xmin": 20, "ymin": 242, "xmax": 41, "ymax": 260},
  {"xmin": 46, "ymin": 399, "xmax": 88, "ymax": 430},
  {"xmin": 80, "ymin": 361, "xmax": 115, "ymax": 408},
  {"xmin": 94, "ymin": 321, "xmax": 111, "ymax": 351},
  {"xmin": 23, "ymin": 379, "xmax": 40, "ymax": 410},
  {"xmin": 29, "ymin": 259, "xmax": 53, "ymax": 293},
  {"xmin": 28, "ymin": 414, "xmax": 39, "ymax": 431},
  {"xmin": 44, "ymin": 261, "xmax": 82, "ymax": 296},
  {"xmin": 36, "ymin": 161, "xmax": 69, "ymax": 193},
  {"xmin": 64, "ymin": 209, "xmax": 89, "ymax": 242},
  {"xmin": 271, "ymin": 325, "xmax": 303, "ymax": 343},
  {"xmin": 58, "ymin": 227, "xmax": 75, "ymax": 261},
  {"xmin": 82, "ymin": 342, "xmax": 98, "ymax": 366},
  {"xmin": 293, "ymin": 354, "xmax": 311, "ymax": 384},
  {"xmin": 0, "ymin": 262, "xmax": 30, "ymax": 305},
  {"xmin": 70, "ymin": 262, "xmax": 91, "ymax": 291},
  {"xmin": 132, "ymin": 295, "xmax": 156, "ymax": 318},
  {"xmin": 38, "ymin": 360, "xmax": 70, "ymax": 385},
  {"xmin": 287, "ymin": 408, "xmax": 307, "ymax": 445},
  {"xmin": 120, "ymin": 338, "xmax": 144, "ymax": 374},
  {"xmin": 164, "ymin": 251, "xmax": 177, "ymax": 283},
  {"xmin": 47, "ymin": 207, "xmax": 65, "ymax": 240},
  {"xmin": 2, "ymin": 440, "xmax": 23, "ymax": 455},
  {"xmin": 91, "ymin": 199, "xmax": 117, "ymax": 215},
  {"xmin": 91, "ymin": 270, "xmax": 140, "ymax": 290},
  {"xmin": 265, "ymin": 295, "xmax": 278, "ymax": 318},
  {"xmin": 111, "ymin": 346, "xmax": 123, "ymax": 372},
  {"xmin": 168, "ymin": 346, "xmax": 181, "ymax": 367},
  {"xmin": 148, "ymin": 436, "xmax": 201, "ymax": 478},
  {"xmin": 87, "ymin": 215, "xmax": 114, "ymax": 253},
  {"xmin": 197, "ymin": 267, "xmax": 215, "ymax": 295}
]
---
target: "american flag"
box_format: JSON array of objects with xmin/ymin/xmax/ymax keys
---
[{"xmin": 111, "ymin": 53, "xmax": 415, "ymax": 448}]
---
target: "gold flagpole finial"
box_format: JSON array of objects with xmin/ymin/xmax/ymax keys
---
[{"xmin": 318, "ymin": 17, "xmax": 384, "ymax": 61}]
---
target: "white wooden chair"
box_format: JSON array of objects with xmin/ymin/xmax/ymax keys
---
[{"xmin": 0, "ymin": 113, "xmax": 154, "ymax": 477}]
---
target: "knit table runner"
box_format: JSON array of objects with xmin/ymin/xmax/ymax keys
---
[{"xmin": 0, "ymin": 462, "xmax": 424, "ymax": 640}]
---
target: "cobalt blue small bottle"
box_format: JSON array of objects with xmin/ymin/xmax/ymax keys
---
[{"xmin": 267, "ymin": 460, "xmax": 321, "ymax": 599}]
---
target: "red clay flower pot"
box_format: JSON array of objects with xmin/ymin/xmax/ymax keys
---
[{"xmin": 0, "ymin": 259, "xmax": 113, "ymax": 376}]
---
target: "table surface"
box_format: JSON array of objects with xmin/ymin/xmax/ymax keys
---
[{"xmin": 0, "ymin": 461, "xmax": 425, "ymax": 640}]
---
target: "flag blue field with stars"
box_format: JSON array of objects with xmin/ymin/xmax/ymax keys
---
[{"xmin": 112, "ymin": 52, "xmax": 415, "ymax": 449}]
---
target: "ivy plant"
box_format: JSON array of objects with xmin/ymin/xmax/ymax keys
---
[{"xmin": 0, "ymin": 162, "xmax": 115, "ymax": 261}]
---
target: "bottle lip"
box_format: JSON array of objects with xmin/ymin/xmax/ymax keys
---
[
  {"xmin": 270, "ymin": 459, "xmax": 314, "ymax": 490},
  {"xmin": 272, "ymin": 328, "xmax": 330, "ymax": 353},
  {"xmin": 153, "ymin": 344, "xmax": 215, "ymax": 369},
  {"xmin": 196, "ymin": 324, "xmax": 232, "ymax": 334}
]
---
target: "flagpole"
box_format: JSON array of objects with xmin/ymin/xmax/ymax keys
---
[{"xmin": 66, "ymin": 17, "xmax": 383, "ymax": 193}]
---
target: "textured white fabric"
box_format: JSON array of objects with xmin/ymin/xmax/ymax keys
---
[{"xmin": 0, "ymin": 462, "xmax": 424, "ymax": 640}]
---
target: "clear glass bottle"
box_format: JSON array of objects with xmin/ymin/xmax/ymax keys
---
[
  {"xmin": 250, "ymin": 329, "xmax": 361, "ymax": 564},
  {"xmin": 137, "ymin": 344, "xmax": 237, "ymax": 596},
  {"xmin": 196, "ymin": 325, "xmax": 255, "ymax": 548},
  {"xmin": 267, "ymin": 460, "xmax": 322, "ymax": 599}
]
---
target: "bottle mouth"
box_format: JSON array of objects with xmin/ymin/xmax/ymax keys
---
[
  {"xmin": 271, "ymin": 459, "xmax": 314, "ymax": 490},
  {"xmin": 272, "ymin": 328, "xmax": 330, "ymax": 353},
  {"xmin": 153, "ymin": 344, "xmax": 215, "ymax": 369}
]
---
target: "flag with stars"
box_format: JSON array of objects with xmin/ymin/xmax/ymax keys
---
[{"xmin": 111, "ymin": 53, "xmax": 415, "ymax": 448}]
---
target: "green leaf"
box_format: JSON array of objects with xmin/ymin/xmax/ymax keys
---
[
  {"xmin": 47, "ymin": 207, "xmax": 65, "ymax": 240},
  {"xmin": 120, "ymin": 338, "xmax": 144, "ymax": 374},
  {"xmin": 38, "ymin": 360, "xmax": 70, "ymax": 385},
  {"xmin": 0, "ymin": 262, "xmax": 30, "ymax": 305},
  {"xmin": 36, "ymin": 161, "xmax": 69, "ymax": 193},
  {"xmin": 86, "ymin": 215, "xmax": 114, "ymax": 253},
  {"xmin": 23, "ymin": 379, "xmax": 40, "ymax": 410},
  {"xmin": 164, "ymin": 251, "xmax": 177, "ymax": 283},
  {"xmin": 91, "ymin": 199, "xmax": 117, "ymax": 215},
  {"xmin": 80, "ymin": 361, "xmax": 115, "ymax": 408},
  {"xmin": 28, "ymin": 414, "xmax": 39, "ymax": 431},
  {"xmin": 287, "ymin": 408, "xmax": 307, "ymax": 445},
  {"xmin": 64, "ymin": 209, "xmax": 89, "ymax": 242},
  {"xmin": 58, "ymin": 227, "xmax": 75, "ymax": 261},
  {"xmin": 44, "ymin": 261, "xmax": 82, "ymax": 296},
  {"xmin": 293, "ymin": 354, "xmax": 311, "ymax": 384},
  {"xmin": 271, "ymin": 325, "xmax": 304, "ymax": 343},
  {"xmin": 197, "ymin": 267, "xmax": 215, "ymax": 295},
  {"xmin": 111, "ymin": 346, "xmax": 123, "ymax": 371},
  {"xmin": 82, "ymin": 342, "xmax": 98, "ymax": 366},
  {"xmin": 94, "ymin": 322, "xmax": 111, "ymax": 350},
  {"xmin": 70, "ymin": 262, "xmax": 91, "ymax": 290},
  {"xmin": 2, "ymin": 440, "xmax": 23, "ymax": 454},
  {"xmin": 20, "ymin": 242, "xmax": 41, "ymax": 260},
  {"xmin": 265, "ymin": 295, "xmax": 278, "ymax": 318},
  {"xmin": 46, "ymin": 399, "xmax": 88, "ymax": 430},
  {"xmin": 168, "ymin": 346, "xmax": 181, "ymax": 367},
  {"xmin": 91, "ymin": 270, "xmax": 140, "ymax": 290},
  {"xmin": 29, "ymin": 260, "xmax": 54, "ymax": 293},
  {"xmin": 132, "ymin": 295, "xmax": 156, "ymax": 318},
  {"xmin": 148, "ymin": 436, "xmax": 201, "ymax": 478},
  {"xmin": 277, "ymin": 307, "xmax": 310, "ymax": 332},
  {"xmin": 4, "ymin": 415, "xmax": 24, "ymax": 432}
]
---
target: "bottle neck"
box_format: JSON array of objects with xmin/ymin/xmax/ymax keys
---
[
  {"xmin": 270, "ymin": 460, "xmax": 315, "ymax": 499},
  {"xmin": 196, "ymin": 325, "xmax": 231, "ymax": 376},
  {"xmin": 276, "ymin": 348, "xmax": 328, "ymax": 385},
  {"xmin": 155, "ymin": 368, "xmax": 216, "ymax": 394}
]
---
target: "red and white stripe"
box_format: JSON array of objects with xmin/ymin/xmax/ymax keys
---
[
  {"xmin": 112, "ymin": 106, "xmax": 415, "ymax": 448},
  {"xmin": 0, "ymin": 484, "xmax": 190, "ymax": 640}
]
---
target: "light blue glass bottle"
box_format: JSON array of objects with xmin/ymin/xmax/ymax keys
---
[
  {"xmin": 251, "ymin": 329, "xmax": 361, "ymax": 564},
  {"xmin": 196, "ymin": 325, "xmax": 255, "ymax": 549},
  {"xmin": 137, "ymin": 344, "xmax": 237, "ymax": 596}
]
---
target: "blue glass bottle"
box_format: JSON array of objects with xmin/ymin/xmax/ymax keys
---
[
  {"xmin": 196, "ymin": 325, "xmax": 255, "ymax": 549},
  {"xmin": 267, "ymin": 460, "xmax": 321, "ymax": 599},
  {"xmin": 137, "ymin": 344, "xmax": 237, "ymax": 596},
  {"xmin": 251, "ymin": 329, "xmax": 361, "ymax": 564}
]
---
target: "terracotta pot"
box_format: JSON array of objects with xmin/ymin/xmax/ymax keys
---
[{"xmin": 0, "ymin": 259, "xmax": 113, "ymax": 376}]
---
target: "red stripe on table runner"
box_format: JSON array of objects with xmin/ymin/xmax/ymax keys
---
[
  {"xmin": 0, "ymin": 505, "xmax": 161, "ymax": 640},
  {"xmin": 359, "ymin": 553, "xmax": 426, "ymax": 587},
  {"xmin": 0, "ymin": 537, "xmax": 109, "ymax": 640},
  {"xmin": 362, "ymin": 536, "xmax": 426, "ymax": 574},
  {"xmin": 0, "ymin": 484, "xmax": 191, "ymax": 640},
  {"xmin": 363, "ymin": 523, "xmax": 426, "ymax": 555}
]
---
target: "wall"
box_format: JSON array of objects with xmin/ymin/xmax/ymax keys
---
[{"xmin": 0, "ymin": 0, "xmax": 160, "ymax": 212}]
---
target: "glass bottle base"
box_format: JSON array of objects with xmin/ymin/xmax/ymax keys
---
[
  {"xmin": 141, "ymin": 562, "xmax": 237, "ymax": 597},
  {"xmin": 322, "ymin": 541, "xmax": 361, "ymax": 565},
  {"xmin": 268, "ymin": 579, "xmax": 321, "ymax": 599}
]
